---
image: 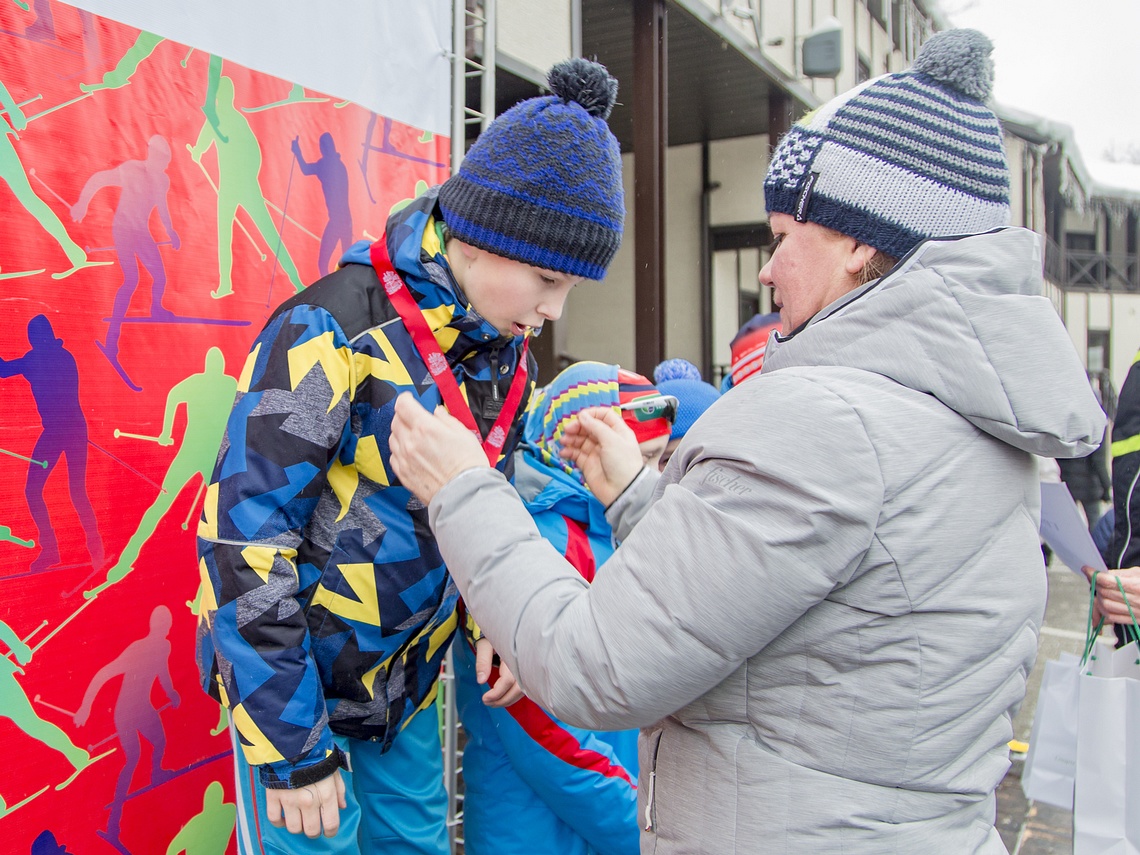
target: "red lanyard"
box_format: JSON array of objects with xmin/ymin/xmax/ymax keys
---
[{"xmin": 370, "ymin": 236, "xmax": 529, "ymax": 466}]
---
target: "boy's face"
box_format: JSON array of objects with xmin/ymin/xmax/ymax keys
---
[
  {"xmin": 454, "ymin": 242, "xmax": 583, "ymax": 337},
  {"xmin": 639, "ymin": 434, "xmax": 669, "ymax": 471},
  {"xmin": 658, "ymin": 437, "xmax": 681, "ymax": 472}
]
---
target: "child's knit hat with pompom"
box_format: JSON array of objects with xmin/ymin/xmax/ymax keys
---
[
  {"xmin": 439, "ymin": 58, "xmax": 625, "ymax": 281},
  {"xmin": 653, "ymin": 358, "xmax": 721, "ymax": 441},
  {"xmin": 763, "ymin": 28, "xmax": 1010, "ymax": 260},
  {"xmin": 524, "ymin": 362, "xmax": 670, "ymax": 483}
]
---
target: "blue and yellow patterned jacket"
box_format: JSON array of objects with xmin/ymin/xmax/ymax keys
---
[{"xmin": 196, "ymin": 188, "xmax": 535, "ymax": 787}]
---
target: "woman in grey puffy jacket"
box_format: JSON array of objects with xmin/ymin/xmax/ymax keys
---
[{"xmin": 389, "ymin": 30, "xmax": 1105, "ymax": 855}]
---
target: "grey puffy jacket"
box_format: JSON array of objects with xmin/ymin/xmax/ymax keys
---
[{"xmin": 430, "ymin": 228, "xmax": 1105, "ymax": 853}]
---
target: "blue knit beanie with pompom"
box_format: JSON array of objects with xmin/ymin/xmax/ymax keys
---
[
  {"xmin": 653, "ymin": 358, "xmax": 721, "ymax": 441},
  {"xmin": 438, "ymin": 58, "xmax": 625, "ymax": 280}
]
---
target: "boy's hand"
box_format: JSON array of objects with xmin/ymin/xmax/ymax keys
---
[
  {"xmin": 390, "ymin": 393, "xmax": 487, "ymax": 503},
  {"xmin": 266, "ymin": 770, "xmax": 347, "ymax": 839},
  {"xmin": 559, "ymin": 408, "xmax": 644, "ymax": 506},
  {"xmin": 474, "ymin": 637, "xmax": 524, "ymax": 707}
]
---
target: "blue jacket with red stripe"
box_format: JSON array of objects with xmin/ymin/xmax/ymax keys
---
[{"xmin": 455, "ymin": 451, "xmax": 639, "ymax": 855}]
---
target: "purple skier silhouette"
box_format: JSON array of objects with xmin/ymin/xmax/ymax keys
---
[
  {"xmin": 291, "ymin": 133, "xmax": 352, "ymax": 276},
  {"xmin": 22, "ymin": 0, "xmax": 55, "ymax": 42},
  {"xmin": 0, "ymin": 315, "xmax": 104, "ymax": 573},
  {"xmin": 72, "ymin": 135, "xmax": 180, "ymax": 391},
  {"xmin": 74, "ymin": 605, "xmax": 181, "ymax": 843},
  {"xmin": 1, "ymin": 0, "xmax": 85, "ymax": 63},
  {"xmin": 358, "ymin": 113, "xmax": 446, "ymax": 203}
]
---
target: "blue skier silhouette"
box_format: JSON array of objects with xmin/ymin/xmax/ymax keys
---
[
  {"xmin": 0, "ymin": 315, "xmax": 104, "ymax": 573},
  {"xmin": 291, "ymin": 133, "xmax": 352, "ymax": 276}
]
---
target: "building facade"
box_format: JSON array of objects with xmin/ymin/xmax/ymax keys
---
[{"xmin": 459, "ymin": 0, "xmax": 947, "ymax": 383}]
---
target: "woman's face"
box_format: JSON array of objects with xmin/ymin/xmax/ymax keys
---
[{"xmin": 758, "ymin": 213, "xmax": 870, "ymax": 332}]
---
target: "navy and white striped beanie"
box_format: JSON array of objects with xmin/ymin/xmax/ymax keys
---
[
  {"xmin": 763, "ymin": 29, "xmax": 1010, "ymax": 260},
  {"xmin": 438, "ymin": 58, "xmax": 624, "ymax": 281}
]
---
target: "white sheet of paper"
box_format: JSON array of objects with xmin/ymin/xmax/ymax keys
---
[{"xmin": 1039, "ymin": 482, "xmax": 1107, "ymax": 575}]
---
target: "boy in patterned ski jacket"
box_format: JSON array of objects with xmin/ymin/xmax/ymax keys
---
[{"xmin": 195, "ymin": 59, "xmax": 625, "ymax": 852}]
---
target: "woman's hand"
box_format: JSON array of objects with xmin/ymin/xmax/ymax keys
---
[
  {"xmin": 389, "ymin": 393, "xmax": 488, "ymax": 504},
  {"xmin": 559, "ymin": 407, "xmax": 645, "ymax": 507},
  {"xmin": 1084, "ymin": 566, "xmax": 1140, "ymax": 625}
]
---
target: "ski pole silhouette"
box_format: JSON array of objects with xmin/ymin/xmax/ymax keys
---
[
  {"xmin": 0, "ymin": 446, "xmax": 47, "ymax": 467},
  {"xmin": 0, "ymin": 525, "xmax": 35, "ymax": 548}
]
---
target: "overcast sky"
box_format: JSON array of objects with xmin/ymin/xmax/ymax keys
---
[{"xmin": 942, "ymin": 0, "xmax": 1140, "ymax": 168}]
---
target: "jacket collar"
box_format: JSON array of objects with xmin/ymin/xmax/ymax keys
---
[{"xmin": 341, "ymin": 186, "xmax": 523, "ymax": 361}]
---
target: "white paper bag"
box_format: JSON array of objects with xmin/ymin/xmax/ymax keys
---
[
  {"xmin": 1021, "ymin": 651, "xmax": 1081, "ymax": 808},
  {"xmin": 1072, "ymin": 639, "xmax": 1140, "ymax": 855}
]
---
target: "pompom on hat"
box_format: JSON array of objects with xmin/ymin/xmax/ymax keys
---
[
  {"xmin": 763, "ymin": 28, "xmax": 1010, "ymax": 261},
  {"xmin": 438, "ymin": 58, "xmax": 625, "ymax": 281},
  {"xmin": 652, "ymin": 359, "xmax": 720, "ymax": 441}
]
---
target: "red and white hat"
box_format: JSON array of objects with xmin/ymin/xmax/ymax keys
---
[
  {"xmin": 617, "ymin": 369, "xmax": 676, "ymax": 443},
  {"xmin": 728, "ymin": 312, "xmax": 782, "ymax": 387}
]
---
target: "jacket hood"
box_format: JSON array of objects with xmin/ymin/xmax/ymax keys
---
[
  {"xmin": 762, "ymin": 228, "xmax": 1105, "ymax": 458},
  {"xmin": 522, "ymin": 361, "xmax": 624, "ymax": 483},
  {"xmin": 514, "ymin": 450, "xmax": 609, "ymax": 531},
  {"xmin": 340, "ymin": 185, "xmax": 522, "ymax": 360}
]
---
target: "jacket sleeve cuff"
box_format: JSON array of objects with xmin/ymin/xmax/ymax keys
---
[
  {"xmin": 459, "ymin": 597, "xmax": 484, "ymax": 644},
  {"xmin": 260, "ymin": 745, "xmax": 348, "ymax": 790},
  {"xmin": 604, "ymin": 466, "xmax": 659, "ymax": 542}
]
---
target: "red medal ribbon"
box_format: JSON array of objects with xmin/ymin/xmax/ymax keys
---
[{"xmin": 370, "ymin": 236, "xmax": 529, "ymax": 466}]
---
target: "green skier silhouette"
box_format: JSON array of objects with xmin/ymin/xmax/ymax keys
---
[
  {"xmin": 85, "ymin": 348, "xmax": 238, "ymax": 599},
  {"xmin": 1, "ymin": 80, "xmax": 102, "ymax": 279},
  {"xmin": 187, "ymin": 75, "xmax": 303, "ymax": 298},
  {"xmin": 0, "ymin": 620, "xmax": 89, "ymax": 776},
  {"xmin": 165, "ymin": 781, "xmax": 236, "ymax": 855},
  {"xmin": 79, "ymin": 31, "xmax": 163, "ymax": 92},
  {"xmin": 243, "ymin": 81, "xmax": 327, "ymax": 113}
]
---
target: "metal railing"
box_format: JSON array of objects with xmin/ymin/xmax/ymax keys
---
[
  {"xmin": 451, "ymin": 0, "xmax": 496, "ymax": 173},
  {"xmin": 1043, "ymin": 235, "xmax": 1140, "ymax": 292},
  {"xmin": 440, "ymin": 647, "xmax": 465, "ymax": 853}
]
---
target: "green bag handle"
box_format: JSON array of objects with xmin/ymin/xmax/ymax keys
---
[
  {"xmin": 1083, "ymin": 570, "xmax": 1140, "ymax": 668},
  {"xmin": 1082, "ymin": 571, "xmax": 1104, "ymax": 668}
]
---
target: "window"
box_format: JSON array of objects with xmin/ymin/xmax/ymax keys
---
[
  {"xmin": 891, "ymin": 0, "xmax": 905, "ymax": 52},
  {"xmin": 1066, "ymin": 232, "xmax": 1102, "ymax": 286},
  {"xmin": 856, "ymin": 54, "xmax": 871, "ymax": 85},
  {"xmin": 1087, "ymin": 330, "xmax": 1109, "ymax": 375},
  {"xmin": 710, "ymin": 225, "xmax": 773, "ymax": 385}
]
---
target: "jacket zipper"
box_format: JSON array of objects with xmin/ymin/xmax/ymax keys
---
[
  {"xmin": 644, "ymin": 770, "xmax": 656, "ymax": 830},
  {"xmin": 490, "ymin": 348, "xmax": 502, "ymax": 405}
]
